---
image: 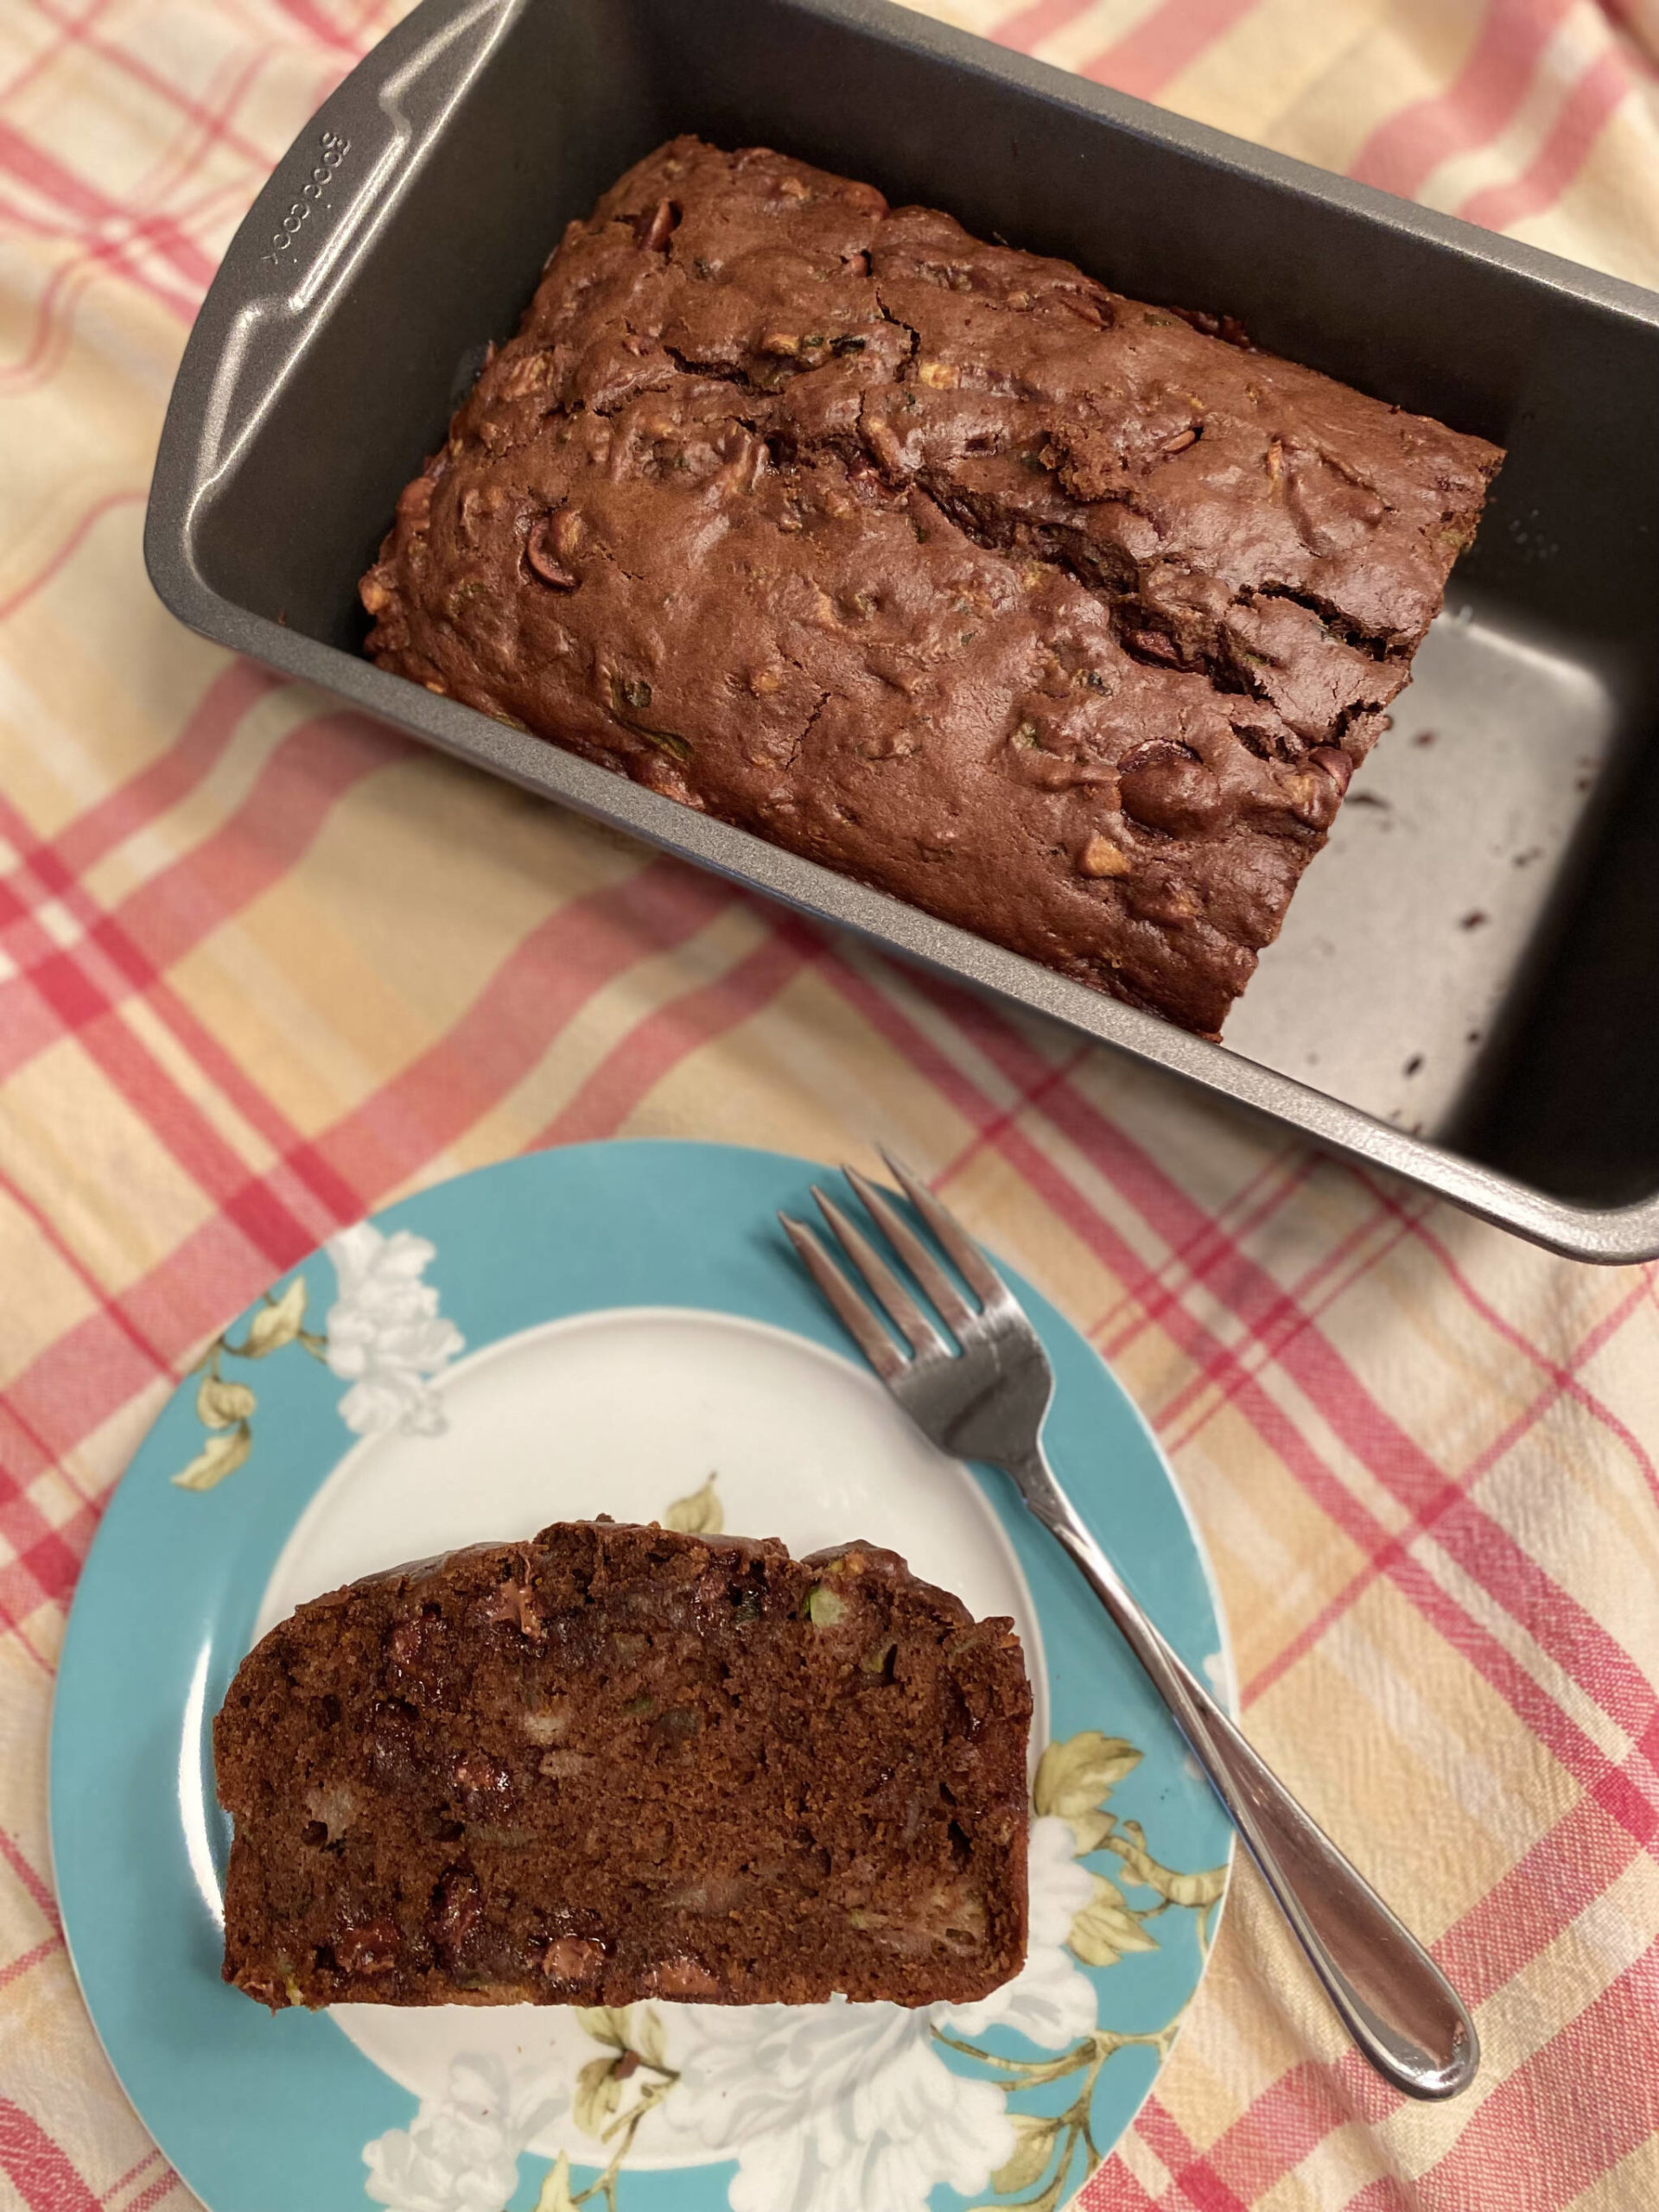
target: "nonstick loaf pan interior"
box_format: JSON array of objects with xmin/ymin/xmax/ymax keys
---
[{"xmin": 148, "ymin": 0, "xmax": 1659, "ymax": 1261}]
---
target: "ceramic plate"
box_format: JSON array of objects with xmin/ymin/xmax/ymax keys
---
[{"xmin": 52, "ymin": 1140, "xmax": 1232, "ymax": 2212}]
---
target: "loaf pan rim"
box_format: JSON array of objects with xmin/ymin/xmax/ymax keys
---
[{"xmin": 143, "ymin": 0, "xmax": 1659, "ymax": 1264}]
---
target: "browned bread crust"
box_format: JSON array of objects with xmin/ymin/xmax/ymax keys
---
[{"xmin": 362, "ymin": 138, "xmax": 1501, "ymax": 1035}]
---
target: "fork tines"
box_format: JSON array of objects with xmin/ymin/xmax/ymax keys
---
[{"xmin": 778, "ymin": 1148, "xmax": 1008, "ymax": 1370}]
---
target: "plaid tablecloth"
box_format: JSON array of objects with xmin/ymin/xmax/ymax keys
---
[{"xmin": 3, "ymin": 2, "xmax": 1658, "ymax": 2207}]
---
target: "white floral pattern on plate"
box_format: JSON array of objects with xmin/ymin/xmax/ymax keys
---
[
  {"xmin": 364, "ymin": 2052, "xmax": 566, "ymax": 2212},
  {"xmin": 170, "ymin": 1224, "xmax": 463, "ymax": 1488},
  {"xmin": 323, "ymin": 1224, "xmax": 466, "ymax": 1439}
]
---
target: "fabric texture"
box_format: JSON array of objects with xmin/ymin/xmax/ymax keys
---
[{"xmin": 1, "ymin": 2, "xmax": 1657, "ymax": 2208}]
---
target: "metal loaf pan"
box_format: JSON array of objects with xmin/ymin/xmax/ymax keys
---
[{"xmin": 145, "ymin": 0, "xmax": 1659, "ymax": 1262}]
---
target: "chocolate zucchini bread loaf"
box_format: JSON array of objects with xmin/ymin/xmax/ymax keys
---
[
  {"xmin": 361, "ymin": 137, "xmax": 1501, "ymax": 1036},
  {"xmin": 215, "ymin": 1521, "xmax": 1032, "ymax": 2010}
]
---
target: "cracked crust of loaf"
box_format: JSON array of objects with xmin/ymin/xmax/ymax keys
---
[
  {"xmin": 360, "ymin": 137, "xmax": 1503, "ymax": 1036},
  {"xmin": 213, "ymin": 1521, "xmax": 1033, "ymax": 2011}
]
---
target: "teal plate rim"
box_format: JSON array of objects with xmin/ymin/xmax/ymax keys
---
[{"xmin": 51, "ymin": 1138, "xmax": 1234, "ymax": 2212}]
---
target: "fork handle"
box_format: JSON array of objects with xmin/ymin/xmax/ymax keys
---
[{"xmin": 1033, "ymin": 1480, "xmax": 1478, "ymax": 2101}]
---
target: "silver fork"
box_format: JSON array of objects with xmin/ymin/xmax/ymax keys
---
[{"xmin": 781, "ymin": 1152, "xmax": 1478, "ymax": 2101}]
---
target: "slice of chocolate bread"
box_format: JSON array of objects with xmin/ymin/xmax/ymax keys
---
[{"xmin": 214, "ymin": 1521, "xmax": 1032, "ymax": 2009}]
